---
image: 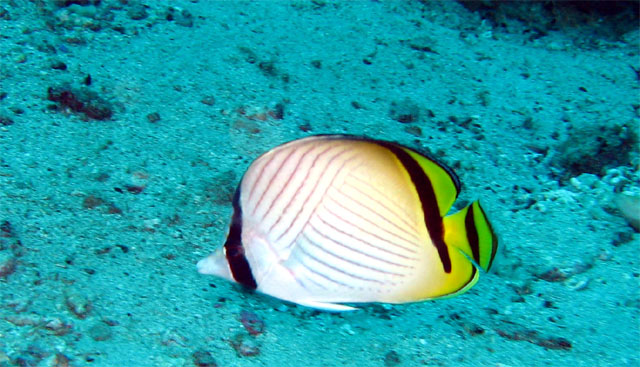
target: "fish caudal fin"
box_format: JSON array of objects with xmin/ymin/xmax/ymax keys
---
[{"xmin": 443, "ymin": 200, "xmax": 498, "ymax": 273}]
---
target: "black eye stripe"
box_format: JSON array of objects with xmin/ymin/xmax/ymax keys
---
[{"xmin": 224, "ymin": 187, "xmax": 257, "ymax": 290}]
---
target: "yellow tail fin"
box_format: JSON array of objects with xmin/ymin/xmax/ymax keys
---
[{"xmin": 443, "ymin": 200, "xmax": 498, "ymax": 272}]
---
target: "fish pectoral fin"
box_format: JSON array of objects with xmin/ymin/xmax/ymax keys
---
[{"xmin": 295, "ymin": 299, "xmax": 359, "ymax": 312}]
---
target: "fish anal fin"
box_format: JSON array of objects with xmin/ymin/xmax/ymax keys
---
[{"xmin": 295, "ymin": 299, "xmax": 358, "ymax": 312}]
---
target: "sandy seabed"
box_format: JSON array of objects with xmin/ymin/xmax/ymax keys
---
[{"xmin": 0, "ymin": 1, "xmax": 638, "ymax": 366}]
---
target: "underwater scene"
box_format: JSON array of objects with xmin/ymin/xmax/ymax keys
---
[{"xmin": 0, "ymin": 1, "xmax": 638, "ymax": 366}]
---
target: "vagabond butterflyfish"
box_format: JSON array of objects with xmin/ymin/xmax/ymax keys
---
[{"xmin": 197, "ymin": 135, "xmax": 498, "ymax": 311}]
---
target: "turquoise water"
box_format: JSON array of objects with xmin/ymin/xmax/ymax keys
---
[{"xmin": 0, "ymin": 1, "xmax": 638, "ymax": 366}]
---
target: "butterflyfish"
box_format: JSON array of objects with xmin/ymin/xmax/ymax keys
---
[{"xmin": 197, "ymin": 135, "xmax": 498, "ymax": 311}]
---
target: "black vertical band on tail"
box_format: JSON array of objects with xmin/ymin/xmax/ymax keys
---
[
  {"xmin": 382, "ymin": 143, "xmax": 453, "ymax": 274},
  {"xmin": 465, "ymin": 205, "xmax": 481, "ymax": 266},
  {"xmin": 224, "ymin": 187, "xmax": 258, "ymax": 290}
]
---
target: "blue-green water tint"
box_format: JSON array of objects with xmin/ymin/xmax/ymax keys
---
[{"xmin": 0, "ymin": 1, "xmax": 638, "ymax": 366}]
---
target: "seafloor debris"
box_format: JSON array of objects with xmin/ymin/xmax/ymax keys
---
[
  {"xmin": 239, "ymin": 310, "xmax": 265, "ymax": 336},
  {"xmin": 0, "ymin": 220, "xmax": 15, "ymax": 238},
  {"xmin": 536, "ymin": 267, "xmax": 569, "ymax": 283},
  {"xmin": 82, "ymin": 195, "xmax": 104, "ymax": 209},
  {"xmin": 127, "ymin": 3, "xmax": 148, "ymax": 21},
  {"xmin": 551, "ymin": 122, "xmax": 637, "ymax": 181},
  {"xmin": 496, "ymin": 325, "xmax": 572, "ymax": 350},
  {"xmin": 458, "ymin": 0, "xmax": 638, "ymax": 43},
  {"xmin": 384, "ymin": 350, "xmax": 401, "ymax": 367},
  {"xmin": 192, "ymin": 349, "xmax": 217, "ymax": 367},
  {"xmin": 229, "ymin": 333, "xmax": 260, "ymax": 357},
  {"xmin": 0, "ymin": 220, "xmax": 24, "ymax": 279},
  {"xmin": 200, "ymin": 96, "xmax": 215, "ymax": 106},
  {"xmin": 165, "ymin": 7, "xmax": 194, "ymax": 27},
  {"xmin": 47, "ymin": 84, "xmax": 113, "ymax": 120},
  {"xmin": 0, "ymin": 115, "xmax": 14, "ymax": 126},
  {"xmin": 389, "ymin": 97, "xmax": 420, "ymax": 123},
  {"xmin": 146, "ymin": 112, "xmax": 161, "ymax": 123},
  {"xmin": 54, "ymin": 353, "xmax": 71, "ymax": 367},
  {"xmin": 614, "ymin": 192, "xmax": 640, "ymax": 231},
  {"xmin": 536, "ymin": 259, "xmax": 593, "ymax": 283},
  {"xmin": 64, "ymin": 291, "xmax": 92, "ymax": 319},
  {"xmin": 0, "ymin": 256, "xmax": 16, "ymax": 278},
  {"xmin": 88, "ymin": 322, "xmax": 112, "ymax": 341}
]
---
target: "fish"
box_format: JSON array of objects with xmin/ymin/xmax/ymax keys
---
[{"xmin": 197, "ymin": 135, "xmax": 498, "ymax": 311}]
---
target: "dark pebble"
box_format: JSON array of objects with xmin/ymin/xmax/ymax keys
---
[
  {"xmin": 47, "ymin": 85, "xmax": 113, "ymax": 120},
  {"xmin": 83, "ymin": 195, "xmax": 104, "ymax": 209},
  {"xmin": 0, "ymin": 115, "xmax": 14, "ymax": 126},
  {"xmin": 127, "ymin": 4, "xmax": 148, "ymax": 20},
  {"xmin": 298, "ymin": 122, "xmax": 312, "ymax": 132},
  {"xmin": 146, "ymin": 112, "xmax": 161, "ymax": 123},
  {"xmin": 272, "ymin": 102, "xmax": 284, "ymax": 119},
  {"xmin": 230, "ymin": 333, "xmax": 260, "ymax": 357},
  {"xmin": 201, "ymin": 96, "xmax": 215, "ymax": 106},
  {"xmin": 51, "ymin": 60, "xmax": 67, "ymax": 70},
  {"xmin": 192, "ymin": 349, "xmax": 217, "ymax": 367},
  {"xmin": 88, "ymin": 323, "xmax": 112, "ymax": 341},
  {"xmin": 404, "ymin": 125, "xmax": 422, "ymax": 137},
  {"xmin": 389, "ymin": 98, "xmax": 420, "ymax": 123},
  {"xmin": 384, "ymin": 350, "xmax": 401, "ymax": 366},
  {"xmin": 0, "ymin": 7, "xmax": 10, "ymax": 20},
  {"xmin": 166, "ymin": 7, "xmax": 194, "ymax": 27},
  {"xmin": 258, "ymin": 60, "xmax": 277, "ymax": 76}
]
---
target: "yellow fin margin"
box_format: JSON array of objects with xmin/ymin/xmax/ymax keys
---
[{"xmin": 403, "ymin": 148, "xmax": 460, "ymax": 216}]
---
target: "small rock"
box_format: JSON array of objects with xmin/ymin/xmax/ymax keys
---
[
  {"xmin": 404, "ymin": 125, "xmax": 422, "ymax": 137},
  {"xmin": 13, "ymin": 345, "xmax": 46, "ymax": 367},
  {"xmin": 566, "ymin": 276, "xmax": 590, "ymax": 291},
  {"xmin": 0, "ymin": 220, "xmax": 13, "ymax": 238},
  {"xmin": 47, "ymin": 84, "xmax": 113, "ymax": 120},
  {"xmin": 239, "ymin": 310, "xmax": 265, "ymax": 336},
  {"xmin": 166, "ymin": 7, "xmax": 194, "ymax": 27},
  {"xmin": 192, "ymin": 349, "xmax": 217, "ymax": 367},
  {"xmin": 0, "ymin": 7, "xmax": 10, "ymax": 20},
  {"xmin": 14, "ymin": 53, "xmax": 26, "ymax": 64},
  {"xmin": 339, "ymin": 323, "xmax": 355, "ymax": 336},
  {"xmin": 384, "ymin": 350, "xmax": 401, "ymax": 366},
  {"xmin": 0, "ymin": 115, "xmax": 13, "ymax": 126},
  {"xmin": 51, "ymin": 59, "xmax": 67, "ymax": 70},
  {"xmin": 146, "ymin": 112, "xmax": 161, "ymax": 123},
  {"xmin": 55, "ymin": 353, "xmax": 71, "ymax": 367},
  {"xmin": 0, "ymin": 255, "xmax": 16, "ymax": 278},
  {"xmin": 536, "ymin": 267, "xmax": 568, "ymax": 282},
  {"xmin": 200, "ymin": 96, "xmax": 215, "ymax": 106},
  {"xmin": 44, "ymin": 317, "xmax": 73, "ymax": 336},
  {"xmin": 82, "ymin": 195, "xmax": 104, "ymax": 209},
  {"xmin": 65, "ymin": 292, "xmax": 92, "ymax": 319},
  {"xmin": 615, "ymin": 192, "xmax": 640, "ymax": 232},
  {"xmin": 389, "ymin": 98, "xmax": 420, "ymax": 123},
  {"xmin": 88, "ymin": 322, "xmax": 112, "ymax": 341},
  {"xmin": 127, "ymin": 4, "xmax": 148, "ymax": 20},
  {"xmin": 275, "ymin": 304, "xmax": 289, "ymax": 312},
  {"xmin": 229, "ymin": 333, "xmax": 260, "ymax": 357}
]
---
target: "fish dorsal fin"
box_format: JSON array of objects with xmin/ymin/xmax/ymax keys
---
[{"xmin": 401, "ymin": 148, "xmax": 460, "ymax": 217}]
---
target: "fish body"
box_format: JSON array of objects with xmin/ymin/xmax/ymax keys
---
[{"xmin": 197, "ymin": 135, "xmax": 497, "ymax": 311}]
